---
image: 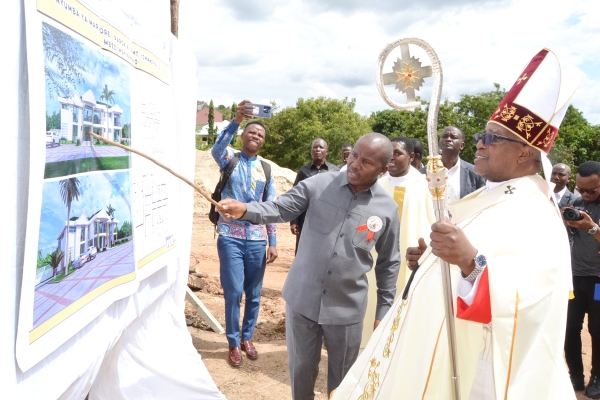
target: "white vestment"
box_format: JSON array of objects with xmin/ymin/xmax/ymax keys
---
[
  {"xmin": 334, "ymin": 175, "xmax": 575, "ymax": 399},
  {"xmin": 361, "ymin": 167, "xmax": 435, "ymax": 348}
]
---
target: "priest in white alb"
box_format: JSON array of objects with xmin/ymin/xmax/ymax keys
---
[
  {"xmin": 361, "ymin": 136, "xmax": 435, "ymax": 348},
  {"xmin": 332, "ymin": 48, "xmax": 579, "ymax": 399}
]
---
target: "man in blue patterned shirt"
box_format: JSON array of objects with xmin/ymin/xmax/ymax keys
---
[{"xmin": 211, "ymin": 100, "xmax": 278, "ymax": 367}]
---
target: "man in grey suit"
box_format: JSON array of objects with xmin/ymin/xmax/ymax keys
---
[
  {"xmin": 552, "ymin": 163, "xmax": 576, "ymax": 208},
  {"xmin": 217, "ymin": 133, "xmax": 400, "ymax": 400}
]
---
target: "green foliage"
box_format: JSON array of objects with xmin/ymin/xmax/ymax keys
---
[
  {"xmin": 231, "ymin": 102, "xmax": 237, "ymax": 118},
  {"xmin": 369, "ymin": 84, "xmax": 507, "ymax": 164},
  {"xmin": 42, "ymin": 22, "xmax": 85, "ymax": 99},
  {"xmin": 195, "ymin": 135, "xmax": 211, "ymax": 151},
  {"xmin": 122, "ymin": 123, "xmax": 130, "ymax": 138},
  {"xmin": 197, "ymin": 100, "xmax": 208, "ymax": 111},
  {"xmin": 217, "ymin": 104, "xmax": 232, "ymax": 121},
  {"xmin": 100, "ymin": 84, "xmax": 115, "ymax": 105},
  {"xmin": 259, "ymin": 97, "xmax": 371, "ymax": 170},
  {"xmin": 549, "ymin": 105, "xmax": 600, "ymax": 190},
  {"xmin": 44, "ymin": 156, "xmax": 130, "ymax": 179},
  {"xmin": 48, "ymin": 247, "xmax": 65, "ymax": 278},
  {"xmin": 46, "ymin": 111, "xmax": 61, "ymax": 130},
  {"xmin": 118, "ymin": 220, "xmax": 132, "ymax": 239},
  {"xmin": 207, "ymin": 100, "xmax": 216, "ymax": 145},
  {"xmin": 106, "ymin": 203, "xmax": 116, "ymax": 218},
  {"xmin": 37, "ymin": 249, "xmax": 52, "ymax": 269}
]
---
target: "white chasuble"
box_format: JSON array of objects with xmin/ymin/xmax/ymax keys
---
[
  {"xmin": 335, "ymin": 175, "xmax": 575, "ymax": 400},
  {"xmin": 361, "ymin": 167, "xmax": 436, "ymax": 348}
]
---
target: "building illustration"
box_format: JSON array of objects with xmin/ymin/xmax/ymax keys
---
[
  {"xmin": 57, "ymin": 89, "xmax": 124, "ymax": 145},
  {"xmin": 56, "ymin": 208, "xmax": 119, "ymax": 269}
]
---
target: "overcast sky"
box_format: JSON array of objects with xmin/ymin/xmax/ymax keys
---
[{"xmin": 178, "ymin": 0, "xmax": 600, "ymax": 125}]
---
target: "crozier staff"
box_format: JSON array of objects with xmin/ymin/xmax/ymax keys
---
[{"xmin": 218, "ymin": 133, "xmax": 400, "ymax": 400}]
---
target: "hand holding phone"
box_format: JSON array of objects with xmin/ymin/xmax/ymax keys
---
[{"xmin": 248, "ymin": 103, "xmax": 273, "ymax": 118}]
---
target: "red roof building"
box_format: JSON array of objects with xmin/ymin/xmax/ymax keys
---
[{"xmin": 196, "ymin": 107, "xmax": 223, "ymax": 125}]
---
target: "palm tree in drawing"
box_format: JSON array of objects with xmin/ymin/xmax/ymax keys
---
[
  {"xmin": 99, "ymin": 84, "xmax": 115, "ymax": 105},
  {"xmin": 49, "ymin": 247, "xmax": 65, "ymax": 279},
  {"xmin": 59, "ymin": 177, "xmax": 81, "ymax": 274},
  {"xmin": 106, "ymin": 203, "xmax": 116, "ymax": 247}
]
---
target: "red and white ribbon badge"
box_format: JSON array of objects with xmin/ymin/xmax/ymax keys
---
[{"xmin": 357, "ymin": 216, "xmax": 383, "ymax": 243}]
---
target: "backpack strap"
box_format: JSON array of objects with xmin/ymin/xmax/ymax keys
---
[{"xmin": 219, "ymin": 152, "xmax": 241, "ymax": 194}]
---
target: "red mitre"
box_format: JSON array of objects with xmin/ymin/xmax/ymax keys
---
[{"xmin": 488, "ymin": 48, "xmax": 581, "ymax": 154}]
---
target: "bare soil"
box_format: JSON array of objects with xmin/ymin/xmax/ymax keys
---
[{"xmin": 185, "ymin": 150, "xmax": 594, "ymax": 400}]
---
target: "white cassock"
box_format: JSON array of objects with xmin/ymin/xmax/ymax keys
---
[
  {"xmin": 361, "ymin": 167, "xmax": 436, "ymax": 348},
  {"xmin": 334, "ymin": 174, "xmax": 575, "ymax": 400}
]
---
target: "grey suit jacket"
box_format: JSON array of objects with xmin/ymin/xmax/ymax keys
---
[
  {"xmin": 558, "ymin": 189, "xmax": 576, "ymax": 209},
  {"xmin": 243, "ymin": 171, "xmax": 400, "ymax": 325},
  {"xmin": 460, "ymin": 159, "xmax": 486, "ymax": 198}
]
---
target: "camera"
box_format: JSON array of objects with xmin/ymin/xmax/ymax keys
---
[{"xmin": 563, "ymin": 206, "xmax": 587, "ymax": 221}]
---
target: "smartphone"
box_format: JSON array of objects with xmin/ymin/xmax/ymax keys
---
[{"xmin": 248, "ymin": 103, "xmax": 273, "ymax": 118}]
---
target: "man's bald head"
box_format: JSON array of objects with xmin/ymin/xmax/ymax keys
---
[
  {"xmin": 355, "ymin": 132, "xmax": 393, "ymax": 167},
  {"xmin": 345, "ymin": 133, "xmax": 392, "ymax": 192}
]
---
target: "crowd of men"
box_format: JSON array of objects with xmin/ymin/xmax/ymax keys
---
[{"xmin": 211, "ymin": 49, "xmax": 598, "ymax": 400}]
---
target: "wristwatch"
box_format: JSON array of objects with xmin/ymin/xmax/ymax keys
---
[
  {"xmin": 589, "ymin": 224, "xmax": 599, "ymax": 235},
  {"xmin": 461, "ymin": 251, "xmax": 487, "ymax": 283}
]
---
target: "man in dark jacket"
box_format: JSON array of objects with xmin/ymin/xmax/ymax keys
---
[
  {"xmin": 290, "ymin": 138, "xmax": 339, "ymax": 253},
  {"xmin": 552, "ymin": 163, "xmax": 576, "ymax": 208},
  {"xmin": 421, "ymin": 126, "xmax": 485, "ymax": 202}
]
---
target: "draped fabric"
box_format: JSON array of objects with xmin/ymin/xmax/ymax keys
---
[
  {"xmin": 5, "ymin": 1, "xmax": 224, "ymax": 398},
  {"xmin": 334, "ymin": 175, "xmax": 575, "ymax": 399},
  {"xmin": 361, "ymin": 167, "xmax": 435, "ymax": 348}
]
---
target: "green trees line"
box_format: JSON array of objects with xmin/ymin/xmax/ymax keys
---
[{"xmin": 245, "ymin": 85, "xmax": 599, "ymax": 178}]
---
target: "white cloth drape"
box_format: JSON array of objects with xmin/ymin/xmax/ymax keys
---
[{"xmin": 4, "ymin": 1, "xmax": 224, "ymax": 398}]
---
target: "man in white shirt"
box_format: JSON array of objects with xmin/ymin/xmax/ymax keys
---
[
  {"xmin": 551, "ymin": 163, "xmax": 575, "ymax": 208},
  {"xmin": 439, "ymin": 126, "xmax": 485, "ymax": 203}
]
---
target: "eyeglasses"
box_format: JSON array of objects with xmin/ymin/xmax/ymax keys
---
[
  {"xmin": 472, "ymin": 133, "xmax": 525, "ymax": 146},
  {"xmin": 575, "ymin": 185, "xmax": 600, "ymax": 195}
]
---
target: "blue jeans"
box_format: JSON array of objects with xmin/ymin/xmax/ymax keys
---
[{"xmin": 217, "ymin": 236, "xmax": 267, "ymax": 347}]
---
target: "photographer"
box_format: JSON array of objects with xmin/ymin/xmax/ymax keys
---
[{"xmin": 563, "ymin": 161, "xmax": 600, "ymax": 397}]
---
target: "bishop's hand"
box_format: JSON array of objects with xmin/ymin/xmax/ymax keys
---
[
  {"xmin": 217, "ymin": 198, "xmax": 247, "ymax": 220},
  {"xmin": 406, "ymin": 237, "xmax": 427, "ymax": 270},
  {"xmin": 430, "ymin": 219, "xmax": 477, "ymax": 275}
]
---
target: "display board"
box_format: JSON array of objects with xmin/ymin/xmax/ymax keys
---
[{"xmin": 17, "ymin": 0, "xmax": 181, "ymax": 371}]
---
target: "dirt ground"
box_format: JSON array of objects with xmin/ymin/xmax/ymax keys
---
[
  {"xmin": 186, "ymin": 214, "xmax": 323, "ymax": 400},
  {"xmin": 185, "ymin": 150, "xmax": 594, "ymax": 400}
]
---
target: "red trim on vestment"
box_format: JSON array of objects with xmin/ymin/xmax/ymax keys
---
[{"xmin": 457, "ymin": 268, "xmax": 492, "ymax": 324}]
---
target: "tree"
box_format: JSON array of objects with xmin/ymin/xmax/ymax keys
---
[
  {"xmin": 105, "ymin": 204, "xmax": 116, "ymax": 247},
  {"xmin": 42, "ymin": 22, "xmax": 86, "ymax": 99},
  {"xmin": 46, "ymin": 111, "xmax": 61, "ymax": 130},
  {"xmin": 59, "ymin": 178, "xmax": 81, "ymax": 274},
  {"xmin": 369, "ymin": 84, "xmax": 507, "ymax": 164},
  {"xmin": 106, "ymin": 203, "xmax": 116, "ymax": 218},
  {"xmin": 37, "ymin": 249, "xmax": 52, "ymax": 269},
  {"xmin": 99, "ymin": 84, "xmax": 115, "ymax": 105},
  {"xmin": 49, "ymin": 247, "xmax": 65, "ymax": 278},
  {"xmin": 207, "ymin": 100, "xmax": 216, "ymax": 145},
  {"xmin": 197, "ymin": 100, "xmax": 208, "ymax": 111},
  {"xmin": 170, "ymin": 0, "xmax": 179, "ymax": 37},
  {"xmin": 550, "ymin": 105, "xmax": 600, "ymax": 190},
  {"xmin": 118, "ymin": 220, "xmax": 132, "ymax": 239},
  {"xmin": 259, "ymin": 97, "xmax": 371, "ymax": 170}
]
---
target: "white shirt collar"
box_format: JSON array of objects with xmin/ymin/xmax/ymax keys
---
[
  {"xmin": 555, "ymin": 186, "xmax": 567, "ymax": 201},
  {"xmin": 485, "ymin": 179, "xmax": 511, "ymax": 192}
]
